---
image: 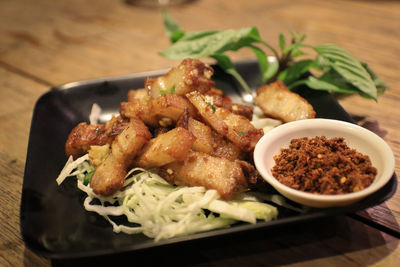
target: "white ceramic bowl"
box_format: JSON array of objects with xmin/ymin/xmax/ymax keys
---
[{"xmin": 254, "ymin": 118, "xmax": 395, "ymax": 208}]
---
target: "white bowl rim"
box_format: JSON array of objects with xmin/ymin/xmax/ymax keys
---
[{"xmin": 254, "ymin": 118, "xmax": 395, "ymax": 204}]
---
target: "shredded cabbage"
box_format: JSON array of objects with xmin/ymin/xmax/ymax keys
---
[
  {"xmin": 56, "ymin": 154, "xmax": 92, "ymax": 185},
  {"xmin": 251, "ymin": 106, "xmax": 282, "ymax": 133},
  {"xmin": 57, "ymin": 155, "xmax": 280, "ymax": 241}
]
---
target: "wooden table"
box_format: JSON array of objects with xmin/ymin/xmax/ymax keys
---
[{"xmin": 1, "ymin": 0, "xmax": 399, "ymax": 266}]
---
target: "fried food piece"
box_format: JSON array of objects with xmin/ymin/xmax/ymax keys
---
[
  {"xmin": 177, "ymin": 111, "xmax": 245, "ymax": 160},
  {"xmin": 236, "ymin": 160, "xmax": 267, "ymax": 189},
  {"xmin": 149, "ymin": 94, "xmax": 198, "ymax": 126},
  {"xmin": 210, "ymin": 132, "xmax": 245, "ymax": 161},
  {"xmin": 146, "ymin": 59, "xmax": 215, "ymax": 99},
  {"xmin": 204, "ymin": 91, "xmax": 253, "ymax": 120},
  {"xmin": 186, "ymin": 91, "xmax": 263, "ymax": 152},
  {"xmin": 120, "ymin": 102, "xmax": 159, "ymax": 127},
  {"xmin": 90, "ymin": 118, "xmax": 151, "ymax": 195},
  {"xmin": 186, "ymin": 117, "xmax": 214, "ymax": 154},
  {"xmin": 105, "ymin": 116, "xmax": 130, "ymax": 138},
  {"xmin": 120, "ymin": 94, "xmax": 198, "ymax": 128},
  {"xmin": 158, "ymin": 151, "xmax": 248, "ymax": 200},
  {"xmin": 176, "ymin": 110, "xmax": 242, "ymax": 160},
  {"xmin": 176, "ymin": 109, "xmax": 212, "ymax": 153},
  {"xmin": 65, "ymin": 116, "xmax": 129, "ymax": 159},
  {"xmin": 229, "ymin": 103, "xmax": 253, "ymax": 120},
  {"xmin": 88, "ymin": 144, "xmax": 110, "ymax": 168},
  {"xmin": 136, "ymin": 127, "xmax": 195, "ymax": 169},
  {"xmin": 90, "ymin": 155, "xmax": 126, "ymax": 195},
  {"xmin": 65, "ymin": 123, "xmax": 112, "ymax": 159},
  {"xmin": 128, "ymin": 88, "xmax": 149, "ymax": 104},
  {"xmin": 254, "ymin": 81, "xmax": 315, "ymax": 122},
  {"xmin": 110, "ymin": 118, "xmax": 152, "ymax": 165}
]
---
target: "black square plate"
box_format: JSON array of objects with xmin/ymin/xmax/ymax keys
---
[{"xmin": 20, "ymin": 60, "xmax": 397, "ymax": 259}]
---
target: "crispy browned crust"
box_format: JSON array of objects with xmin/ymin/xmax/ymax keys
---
[
  {"xmin": 105, "ymin": 116, "xmax": 130, "ymax": 138},
  {"xmin": 210, "ymin": 131, "xmax": 245, "ymax": 161},
  {"xmin": 89, "ymin": 155, "xmax": 126, "ymax": 196},
  {"xmin": 176, "ymin": 112, "xmax": 243, "ymax": 159},
  {"xmin": 127, "ymin": 88, "xmax": 149, "ymax": 104},
  {"xmin": 149, "ymin": 94, "xmax": 198, "ymax": 121},
  {"xmin": 158, "ymin": 151, "xmax": 248, "ymax": 200},
  {"xmin": 120, "ymin": 101, "xmax": 159, "ymax": 127},
  {"xmin": 255, "ymin": 81, "xmax": 315, "ymax": 122},
  {"xmin": 111, "ymin": 117, "xmax": 151, "ymax": 165},
  {"xmin": 90, "ymin": 118, "xmax": 151, "ymax": 196},
  {"xmin": 146, "ymin": 58, "xmax": 215, "ymax": 99},
  {"xmin": 120, "ymin": 94, "xmax": 198, "ymax": 128},
  {"xmin": 65, "ymin": 123, "xmax": 112, "ymax": 159},
  {"xmin": 186, "ymin": 91, "xmax": 263, "ymax": 152},
  {"xmin": 136, "ymin": 127, "xmax": 196, "ymax": 169},
  {"xmin": 66, "ymin": 60, "xmax": 304, "ymax": 200},
  {"xmin": 65, "ymin": 116, "xmax": 130, "ymax": 159},
  {"xmin": 204, "ymin": 92, "xmax": 254, "ymax": 120}
]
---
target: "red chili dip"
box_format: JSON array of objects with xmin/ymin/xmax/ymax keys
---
[{"xmin": 271, "ymin": 136, "xmax": 377, "ymax": 195}]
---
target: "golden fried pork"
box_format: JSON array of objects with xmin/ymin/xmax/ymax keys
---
[
  {"xmin": 64, "ymin": 58, "xmax": 317, "ymax": 200},
  {"xmin": 127, "ymin": 88, "xmax": 149, "ymax": 104},
  {"xmin": 65, "ymin": 123, "xmax": 110, "ymax": 159},
  {"xmin": 90, "ymin": 118, "xmax": 151, "ymax": 195},
  {"xmin": 186, "ymin": 91, "xmax": 263, "ymax": 152},
  {"xmin": 136, "ymin": 127, "xmax": 195, "ymax": 169},
  {"xmin": 158, "ymin": 151, "xmax": 248, "ymax": 200},
  {"xmin": 146, "ymin": 58, "xmax": 215, "ymax": 99},
  {"xmin": 65, "ymin": 116, "xmax": 129, "ymax": 159},
  {"xmin": 177, "ymin": 112, "xmax": 245, "ymax": 161},
  {"xmin": 210, "ymin": 131, "xmax": 245, "ymax": 161},
  {"xmin": 254, "ymin": 81, "xmax": 315, "ymax": 122},
  {"xmin": 120, "ymin": 94, "xmax": 198, "ymax": 128},
  {"xmin": 204, "ymin": 89, "xmax": 253, "ymax": 120}
]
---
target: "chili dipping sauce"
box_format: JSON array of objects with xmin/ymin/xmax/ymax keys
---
[{"xmin": 271, "ymin": 136, "xmax": 377, "ymax": 195}]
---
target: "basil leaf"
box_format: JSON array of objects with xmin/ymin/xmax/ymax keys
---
[
  {"xmin": 282, "ymin": 42, "xmax": 305, "ymax": 56},
  {"xmin": 290, "ymin": 49, "xmax": 306, "ymax": 59},
  {"xmin": 279, "ymin": 33, "xmax": 285, "ymax": 51},
  {"xmin": 160, "ymin": 13, "xmax": 386, "ymax": 100},
  {"xmin": 314, "ymin": 44, "xmax": 377, "ymax": 100},
  {"xmin": 290, "ymin": 69, "xmax": 360, "ymax": 94},
  {"xmin": 362, "ymin": 62, "xmax": 388, "ymax": 91},
  {"xmin": 84, "ymin": 170, "xmax": 95, "ymax": 186},
  {"xmin": 278, "ymin": 59, "xmax": 319, "ymax": 85},
  {"xmin": 159, "ymin": 27, "xmax": 263, "ymax": 60},
  {"xmin": 249, "ymin": 45, "xmax": 278, "ymax": 85},
  {"xmin": 212, "ymin": 54, "xmax": 252, "ymax": 95},
  {"xmin": 283, "ymin": 32, "xmax": 307, "ymax": 57},
  {"xmin": 315, "ymin": 55, "xmax": 331, "ymax": 72},
  {"xmin": 162, "ymin": 10, "xmax": 185, "ymax": 43},
  {"xmin": 297, "ymin": 33, "xmax": 307, "ymax": 43}
]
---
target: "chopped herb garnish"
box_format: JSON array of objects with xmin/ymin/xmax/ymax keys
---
[
  {"xmin": 208, "ymin": 103, "xmax": 217, "ymax": 112},
  {"xmin": 83, "ymin": 170, "xmax": 95, "ymax": 186},
  {"xmin": 160, "ymin": 85, "xmax": 176, "ymax": 96},
  {"xmin": 237, "ymin": 131, "xmax": 245, "ymax": 136}
]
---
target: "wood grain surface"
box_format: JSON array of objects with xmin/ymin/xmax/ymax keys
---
[{"xmin": 0, "ymin": 0, "xmax": 399, "ymax": 266}]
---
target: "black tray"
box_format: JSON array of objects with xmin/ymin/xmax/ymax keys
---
[{"xmin": 20, "ymin": 60, "xmax": 397, "ymax": 259}]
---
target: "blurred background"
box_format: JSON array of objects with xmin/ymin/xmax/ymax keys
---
[{"xmin": 1, "ymin": 0, "xmax": 398, "ymax": 86}]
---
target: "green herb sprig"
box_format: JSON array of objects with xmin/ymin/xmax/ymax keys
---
[
  {"xmin": 160, "ymin": 85, "xmax": 176, "ymax": 96},
  {"xmin": 159, "ymin": 11, "xmax": 387, "ymax": 100}
]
